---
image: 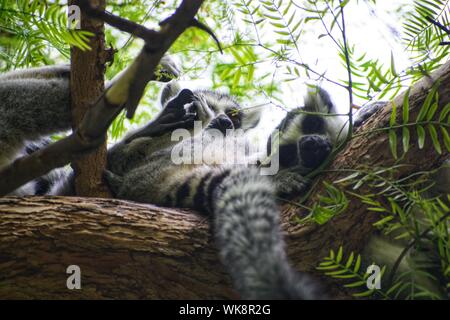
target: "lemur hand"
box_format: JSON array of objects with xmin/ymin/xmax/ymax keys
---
[
  {"xmin": 152, "ymin": 56, "xmax": 181, "ymax": 83},
  {"xmin": 191, "ymin": 95, "xmax": 215, "ymax": 125},
  {"xmin": 125, "ymin": 89, "xmax": 196, "ymax": 143},
  {"xmin": 273, "ymin": 169, "xmax": 311, "ymax": 199}
]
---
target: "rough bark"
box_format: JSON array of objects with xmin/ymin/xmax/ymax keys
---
[
  {"xmin": 70, "ymin": 0, "xmax": 110, "ymax": 198},
  {"xmin": 0, "ymin": 62, "xmax": 448, "ymax": 299},
  {"xmin": 0, "ymin": 197, "xmax": 236, "ymax": 299}
]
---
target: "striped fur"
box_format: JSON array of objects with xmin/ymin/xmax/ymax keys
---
[
  {"xmin": 212, "ymin": 167, "xmax": 321, "ymax": 299},
  {"xmin": 107, "ymin": 158, "xmax": 324, "ymax": 299}
]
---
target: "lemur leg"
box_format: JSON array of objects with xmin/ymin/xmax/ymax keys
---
[
  {"xmin": 0, "ymin": 65, "xmax": 70, "ymax": 81},
  {"xmin": 104, "ymin": 159, "xmax": 323, "ymax": 299},
  {"xmin": 0, "ymin": 76, "xmax": 71, "ymax": 168},
  {"xmin": 107, "ymin": 88, "xmax": 197, "ymax": 175},
  {"xmin": 353, "ymin": 101, "xmax": 386, "ymax": 128},
  {"xmin": 123, "ymin": 88, "xmax": 196, "ymax": 143}
]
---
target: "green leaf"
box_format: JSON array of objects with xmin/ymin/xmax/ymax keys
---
[
  {"xmin": 389, "ymin": 130, "xmax": 398, "ymax": 159},
  {"xmin": 440, "ymin": 126, "xmax": 450, "ymax": 152},
  {"xmin": 390, "ymin": 101, "xmax": 397, "ymax": 126},
  {"xmin": 386, "ymin": 281, "xmax": 403, "ymax": 296},
  {"xmin": 428, "ymin": 124, "xmax": 442, "ymax": 154},
  {"xmin": 402, "ymin": 127, "xmax": 410, "ymax": 154},
  {"xmin": 344, "ymin": 281, "xmax": 366, "ymax": 288},
  {"xmin": 232, "ymin": 68, "xmax": 242, "ymax": 88},
  {"xmin": 417, "ymin": 125, "xmax": 426, "ymax": 149},
  {"xmin": 325, "ymin": 269, "xmax": 350, "ymax": 276},
  {"xmin": 247, "ymin": 64, "xmax": 255, "ymax": 82},
  {"xmin": 439, "ymin": 103, "xmax": 450, "ymax": 123},
  {"xmin": 373, "ymin": 215, "xmax": 394, "ymax": 227},
  {"xmin": 345, "ymin": 252, "xmax": 355, "ymax": 268},
  {"xmin": 335, "ymin": 172, "xmax": 360, "ymax": 184},
  {"xmin": 336, "ymin": 246, "xmax": 343, "ymax": 263},
  {"xmin": 353, "ymin": 289, "xmax": 376, "ymax": 298},
  {"xmin": 354, "ymin": 255, "xmax": 361, "ymax": 273},
  {"xmin": 340, "ymin": 0, "xmax": 350, "ymax": 8},
  {"xmin": 426, "ymin": 101, "xmax": 439, "ymax": 121},
  {"xmin": 416, "ymin": 81, "xmax": 440, "ymax": 122},
  {"xmin": 390, "ymin": 51, "xmax": 397, "ymax": 76},
  {"xmin": 402, "ymin": 88, "xmax": 410, "ymax": 123}
]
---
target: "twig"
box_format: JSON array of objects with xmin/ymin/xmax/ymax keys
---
[{"xmin": 425, "ymin": 16, "xmax": 450, "ymax": 35}]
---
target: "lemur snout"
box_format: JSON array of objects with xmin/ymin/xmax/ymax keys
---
[
  {"xmin": 298, "ymin": 135, "xmax": 332, "ymax": 168},
  {"xmin": 212, "ymin": 114, "xmax": 234, "ymax": 134}
]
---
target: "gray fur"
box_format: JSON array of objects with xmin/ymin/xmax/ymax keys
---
[{"xmin": 0, "ymin": 67, "xmax": 72, "ymax": 169}]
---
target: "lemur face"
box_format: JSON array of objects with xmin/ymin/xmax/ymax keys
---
[
  {"xmin": 276, "ymin": 112, "xmax": 333, "ymax": 170},
  {"xmin": 194, "ymin": 89, "xmax": 261, "ymax": 131},
  {"xmin": 268, "ymin": 87, "xmax": 348, "ymax": 173},
  {"xmin": 164, "ymin": 86, "xmax": 261, "ymax": 132}
]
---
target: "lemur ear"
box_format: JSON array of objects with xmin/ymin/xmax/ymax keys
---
[
  {"xmin": 304, "ymin": 86, "xmax": 336, "ymax": 113},
  {"xmin": 165, "ymin": 88, "xmax": 195, "ymax": 109},
  {"xmin": 160, "ymin": 81, "xmax": 182, "ymax": 106},
  {"xmin": 240, "ymin": 106, "xmax": 262, "ymax": 130}
]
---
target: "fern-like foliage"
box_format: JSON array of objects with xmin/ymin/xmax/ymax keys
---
[
  {"xmin": 386, "ymin": 83, "xmax": 450, "ymax": 159},
  {"xmin": 0, "ymin": 0, "xmax": 92, "ymax": 70},
  {"xmin": 313, "ymin": 164, "xmax": 450, "ymax": 299},
  {"xmin": 296, "ymin": 181, "xmax": 349, "ymax": 225},
  {"xmin": 403, "ymin": 0, "xmax": 450, "ymax": 63},
  {"xmin": 317, "ymin": 246, "xmax": 390, "ymax": 298}
]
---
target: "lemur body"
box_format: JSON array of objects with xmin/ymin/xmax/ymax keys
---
[{"xmin": 0, "ymin": 63, "xmax": 349, "ymax": 299}]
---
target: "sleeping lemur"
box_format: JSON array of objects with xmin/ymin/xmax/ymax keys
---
[{"xmin": 0, "ymin": 62, "xmax": 349, "ymax": 299}]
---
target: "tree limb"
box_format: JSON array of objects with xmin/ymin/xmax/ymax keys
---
[{"xmin": 70, "ymin": 0, "xmax": 111, "ymax": 198}]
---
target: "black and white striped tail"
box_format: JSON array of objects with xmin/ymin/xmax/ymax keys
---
[
  {"xmin": 10, "ymin": 139, "xmax": 74, "ymax": 196},
  {"xmin": 190, "ymin": 166, "xmax": 324, "ymax": 299}
]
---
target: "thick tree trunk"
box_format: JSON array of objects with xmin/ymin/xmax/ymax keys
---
[
  {"xmin": 0, "ymin": 197, "xmax": 235, "ymax": 299},
  {"xmin": 69, "ymin": 0, "xmax": 111, "ymax": 198},
  {"xmin": 0, "ymin": 62, "xmax": 448, "ymax": 299}
]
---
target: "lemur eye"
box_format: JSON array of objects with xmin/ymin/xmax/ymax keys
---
[{"xmin": 226, "ymin": 107, "xmax": 240, "ymax": 119}]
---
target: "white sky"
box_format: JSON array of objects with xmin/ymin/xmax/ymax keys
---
[{"xmin": 245, "ymin": 0, "xmax": 413, "ymax": 140}]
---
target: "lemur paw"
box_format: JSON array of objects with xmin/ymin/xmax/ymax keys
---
[
  {"xmin": 193, "ymin": 95, "xmax": 215, "ymax": 125},
  {"xmin": 274, "ymin": 170, "xmax": 311, "ymax": 198},
  {"xmin": 298, "ymin": 135, "xmax": 332, "ymax": 169}
]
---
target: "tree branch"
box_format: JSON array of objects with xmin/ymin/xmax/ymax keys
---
[{"xmin": 70, "ymin": 0, "xmax": 111, "ymax": 198}]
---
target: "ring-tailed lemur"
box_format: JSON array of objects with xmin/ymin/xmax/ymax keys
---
[
  {"xmin": 103, "ymin": 85, "xmax": 349, "ymax": 299},
  {"xmin": 0, "ymin": 61, "xmax": 348, "ymax": 299}
]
